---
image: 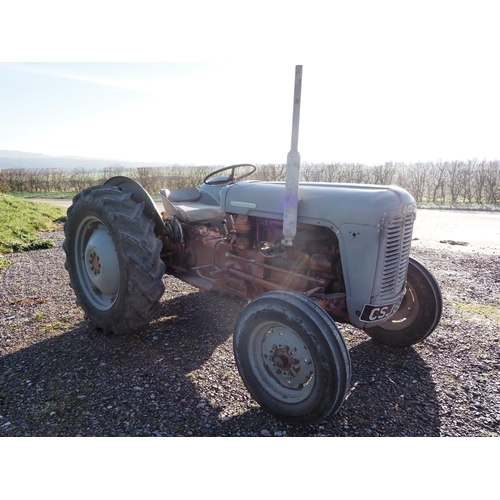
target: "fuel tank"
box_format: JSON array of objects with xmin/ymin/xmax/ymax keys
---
[{"xmin": 220, "ymin": 180, "xmax": 416, "ymax": 229}]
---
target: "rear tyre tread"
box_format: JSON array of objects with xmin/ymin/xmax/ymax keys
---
[{"xmin": 63, "ymin": 185, "xmax": 165, "ymax": 334}]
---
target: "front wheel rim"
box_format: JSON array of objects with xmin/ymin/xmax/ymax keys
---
[
  {"xmin": 248, "ymin": 321, "xmax": 315, "ymax": 403},
  {"xmin": 74, "ymin": 215, "xmax": 120, "ymax": 311},
  {"xmin": 380, "ymin": 285, "xmax": 419, "ymax": 331}
]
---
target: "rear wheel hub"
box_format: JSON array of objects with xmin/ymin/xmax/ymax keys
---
[{"xmin": 84, "ymin": 225, "xmax": 120, "ymax": 296}]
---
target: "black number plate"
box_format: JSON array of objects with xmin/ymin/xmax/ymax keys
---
[{"xmin": 360, "ymin": 298, "xmax": 403, "ymax": 323}]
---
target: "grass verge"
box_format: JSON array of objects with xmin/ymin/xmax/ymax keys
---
[{"xmin": 0, "ymin": 194, "xmax": 67, "ymax": 270}]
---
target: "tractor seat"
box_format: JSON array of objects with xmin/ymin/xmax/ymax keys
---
[{"xmin": 160, "ymin": 188, "xmax": 225, "ymax": 222}]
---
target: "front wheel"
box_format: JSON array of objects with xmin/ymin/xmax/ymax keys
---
[
  {"xmin": 364, "ymin": 258, "xmax": 442, "ymax": 347},
  {"xmin": 63, "ymin": 185, "xmax": 166, "ymax": 334},
  {"xmin": 233, "ymin": 291, "xmax": 351, "ymax": 425}
]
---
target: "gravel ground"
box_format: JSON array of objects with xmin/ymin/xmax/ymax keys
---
[{"xmin": 1, "ymin": 227, "xmax": 499, "ymax": 437}]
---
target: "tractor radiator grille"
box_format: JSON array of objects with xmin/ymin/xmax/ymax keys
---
[{"xmin": 379, "ymin": 214, "xmax": 414, "ymax": 300}]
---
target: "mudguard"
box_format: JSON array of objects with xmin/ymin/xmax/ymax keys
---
[
  {"xmin": 220, "ymin": 181, "xmax": 417, "ymax": 328},
  {"xmin": 104, "ymin": 176, "xmax": 165, "ymax": 235}
]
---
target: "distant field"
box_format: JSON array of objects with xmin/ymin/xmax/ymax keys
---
[{"xmin": 10, "ymin": 191, "xmax": 76, "ymax": 199}]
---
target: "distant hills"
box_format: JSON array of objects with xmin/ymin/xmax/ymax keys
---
[
  {"xmin": 0, "ymin": 150, "xmax": 57, "ymax": 159},
  {"xmin": 0, "ymin": 150, "xmax": 175, "ymax": 170}
]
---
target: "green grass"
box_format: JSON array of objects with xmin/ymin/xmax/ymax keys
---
[
  {"xmin": 453, "ymin": 301, "xmax": 500, "ymax": 327},
  {"xmin": 0, "ymin": 194, "xmax": 66, "ymax": 269}
]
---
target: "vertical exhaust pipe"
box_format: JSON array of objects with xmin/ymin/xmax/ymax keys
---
[{"xmin": 282, "ymin": 65, "xmax": 302, "ymax": 246}]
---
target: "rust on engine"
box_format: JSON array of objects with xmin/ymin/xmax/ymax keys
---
[
  {"xmin": 234, "ymin": 215, "xmax": 254, "ymax": 250},
  {"xmin": 160, "ymin": 213, "xmax": 347, "ymax": 317},
  {"xmin": 310, "ymin": 293, "xmax": 349, "ymax": 322}
]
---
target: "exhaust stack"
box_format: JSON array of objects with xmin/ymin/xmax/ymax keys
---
[{"xmin": 282, "ymin": 65, "xmax": 302, "ymax": 246}]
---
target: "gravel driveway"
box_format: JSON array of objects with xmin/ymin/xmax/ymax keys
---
[{"xmin": 1, "ymin": 227, "xmax": 499, "ymax": 437}]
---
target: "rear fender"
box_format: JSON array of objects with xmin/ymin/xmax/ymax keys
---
[{"xmin": 103, "ymin": 176, "xmax": 165, "ymax": 235}]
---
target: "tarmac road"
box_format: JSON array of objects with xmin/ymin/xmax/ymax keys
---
[
  {"xmin": 31, "ymin": 198, "xmax": 500, "ymax": 255},
  {"xmin": 411, "ymin": 209, "xmax": 500, "ymax": 255}
]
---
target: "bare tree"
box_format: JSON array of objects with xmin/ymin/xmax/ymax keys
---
[
  {"xmin": 461, "ymin": 159, "xmax": 476, "ymax": 203},
  {"xmin": 70, "ymin": 168, "xmax": 96, "ymax": 192},
  {"xmin": 184, "ymin": 166, "xmax": 214, "ymax": 188},
  {"xmin": 301, "ymin": 163, "xmax": 321, "ymax": 182},
  {"xmin": 255, "ymin": 164, "xmax": 287, "ymax": 182},
  {"xmin": 430, "ymin": 161, "xmax": 447, "ymax": 204},
  {"xmin": 473, "ymin": 160, "xmax": 488, "ymax": 204},
  {"xmin": 135, "ymin": 167, "xmax": 157, "ymax": 195},
  {"xmin": 447, "ymin": 160, "xmax": 465, "ymax": 205},
  {"xmin": 103, "ymin": 164, "xmax": 125, "ymax": 178},
  {"xmin": 370, "ymin": 162, "xmax": 397, "ymax": 185},
  {"xmin": 322, "ymin": 163, "xmax": 343, "ymax": 183},
  {"xmin": 403, "ymin": 162, "xmax": 431, "ymax": 203},
  {"xmin": 485, "ymin": 160, "xmax": 499, "ymax": 205}
]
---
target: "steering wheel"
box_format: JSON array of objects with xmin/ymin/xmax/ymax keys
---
[{"xmin": 203, "ymin": 164, "xmax": 257, "ymax": 186}]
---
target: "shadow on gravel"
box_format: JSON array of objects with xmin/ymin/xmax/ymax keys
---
[
  {"xmin": 0, "ymin": 289, "xmax": 440, "ymax": 437},
  {"xmin": 0, "ymin": 290, "xmax": 244, "ymax": 437},
  {"xmin": 340, "ymin": 340, "xmax": 441, "ymax": 436},
  {"xmin": 214, "ymin": 338, "xmax": 441, "ymax": 437}
]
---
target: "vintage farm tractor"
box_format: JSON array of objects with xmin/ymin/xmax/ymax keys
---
[{"xmin": 63, "ymin": 66, "xmax": 442, "ymax": 425}]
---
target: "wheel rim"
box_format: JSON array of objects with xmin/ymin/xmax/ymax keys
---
[
  {"xmin": 248, "ymin": 321, "xmax": 315, "ymax": 403},
  {"xmin": 74, "ymin": 215, "xmax": 120, "ymax": 311},
  {"xmin": 380, "ymin": 284, "xmax": 419, "ymax": 331}
]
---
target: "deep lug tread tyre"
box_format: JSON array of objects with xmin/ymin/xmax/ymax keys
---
[
  {"xmin": 363, "ymin": 258, "xmax": 442, "ymax": 347},
  {"xmin": 234, "ymin": 291, "xmax": 351, "ymax": 425},
  {"xmin": 63, "ymin": 185, "xmax": 165, "ymax": 334}
]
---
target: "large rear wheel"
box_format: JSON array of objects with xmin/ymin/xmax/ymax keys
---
[
  {"xmin": 233, "ymin": 291, "xmax": 351, "ymax": 425},
  {"xmin": 364, "ymin": 258, "xmax": 442, "ymax": 347},
  {"xmin": 63, "ymin": 185, "xmax": 165, "ymax": 334}
]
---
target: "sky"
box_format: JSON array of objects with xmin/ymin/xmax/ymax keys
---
[{"xmin": 0, "ymin": 1, "xmax": 499, "ymax": 167}]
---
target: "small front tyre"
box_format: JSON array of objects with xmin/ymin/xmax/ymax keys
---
[
  {"xmin": 63, "ymin": 185, "xmax": 166, "ymax": 334},
  {"xmin": 233, "ymin": 291, "xmax": 351, "ymax": 425},
  {"xmin": 364, "ymin": 258, "xmax": 442, "ymax": 347}
]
